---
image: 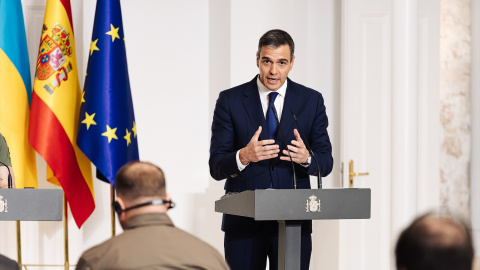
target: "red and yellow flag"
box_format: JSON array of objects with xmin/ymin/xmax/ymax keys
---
[{"xmin": 29, "ymin": 0, "xmax": 95, "ymax": 227}]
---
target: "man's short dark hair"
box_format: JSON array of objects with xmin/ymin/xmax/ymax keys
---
[
  {"xmin": 257, "ymin": 29, "xmax": 295, "ymax": 61},
  {"xmin": 115, "ymin": 161, "xmax": 166, "ymax": 202},
  {"xmin": 395, "ymin": 212, "xmax": 474, "ymax": 270}
]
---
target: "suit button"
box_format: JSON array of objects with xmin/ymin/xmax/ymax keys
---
[{"xmin": 270, "ymin": 166, "xmax": 275, "ymax": 171}]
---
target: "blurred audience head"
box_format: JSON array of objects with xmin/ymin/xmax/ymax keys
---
[{"xmin": 395, "ymin": 212, "xmax": 474, "ymax": 270}]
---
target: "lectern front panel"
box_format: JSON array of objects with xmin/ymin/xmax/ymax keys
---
[{"xmin": 0, "ymin": 189, "xmax": 63, "ymax": 221}]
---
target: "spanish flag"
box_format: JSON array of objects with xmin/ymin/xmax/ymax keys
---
[
  {"xmin": 0, "ymin": 0, "xmax": 38, "ymax": 188},
  {"xmin": 29, "ymin": 0, "xmax": 95, "ymax": 227}
]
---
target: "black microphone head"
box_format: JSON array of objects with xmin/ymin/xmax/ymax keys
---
[{"xmin": 8, "ymin": 175, "xmax": 12, "ymax": 189}]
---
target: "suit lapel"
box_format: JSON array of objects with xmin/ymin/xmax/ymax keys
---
[{"xmin": 242, "ymin": 78, "xmax": 269, "ymax": 141}]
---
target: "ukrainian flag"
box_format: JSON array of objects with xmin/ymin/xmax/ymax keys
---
[
  {"xmin": 77, "ymin": 0, "xmax": 139, "ymax": 186},
  {"xmin": 0, "ymin": 0, "xmax": 38, "ymax": 188}
]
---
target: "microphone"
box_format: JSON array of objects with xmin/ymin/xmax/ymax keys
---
[
  {"xmin": 113, "ymin": 199, "xmax": 175, "ymax": 214},
  {"xmin": 289, "ymin": 108, "xmax": 322, "ymax": 189},
  {"xmin": 0, "ymin": 160, "xmax": 13, "ymax": 189},
  {"xmin": 271, "ymin": 107, "xmax": 297, "ymax": 189}
]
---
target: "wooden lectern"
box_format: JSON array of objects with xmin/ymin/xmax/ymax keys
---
[{"xmin": 215, "ymin": 188, "xmax": 371, "ymax": 270}]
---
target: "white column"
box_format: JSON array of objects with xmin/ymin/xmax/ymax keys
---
[
  {"xmin": 208, "ymin": 0, "xmax": 231, "ymax": 190},
  {"xmin": 390, "ymin": 0, "xmax": 419, "ymax": 243}
]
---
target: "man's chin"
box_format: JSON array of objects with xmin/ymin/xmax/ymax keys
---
[{"xmin": 265, "ymin": 82, "xmax": 280, "ymax": 91}]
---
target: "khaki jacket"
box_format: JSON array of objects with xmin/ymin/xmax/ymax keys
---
[{"xmin": 76, "ymin": 213, "xmax": 230, "ymax": 270}]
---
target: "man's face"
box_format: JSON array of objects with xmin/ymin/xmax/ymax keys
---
[{"xmin": 256, "ymin": 44, "xmax": 295, "ymax": 91}]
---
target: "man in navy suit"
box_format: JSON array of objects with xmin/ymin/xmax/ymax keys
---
[{"xmin": 209, "ymin": 29, "xmax": 333, "ymax": 270}]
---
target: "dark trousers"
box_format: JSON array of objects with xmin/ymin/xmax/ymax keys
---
[{"xmin": 224, "ymin": 230, "xmax": 312, "ymax": 270}]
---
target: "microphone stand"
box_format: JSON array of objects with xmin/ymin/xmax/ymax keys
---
[
  {"xmin": 271, "ymin": 107, "xmax": 297, "ymax": 189},
  {"xmin": 290, "ymin": 108, "xmax": 322, "ymax": 189}
]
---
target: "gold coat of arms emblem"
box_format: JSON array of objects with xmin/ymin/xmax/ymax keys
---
[{"xmin": 35, "ymin": 23, "xmax": 73, "ymax": 94}]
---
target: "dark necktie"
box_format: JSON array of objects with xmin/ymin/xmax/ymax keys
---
[{"xmin": 266, "ymin": 92, "xmax": 279, "ymax": 139}]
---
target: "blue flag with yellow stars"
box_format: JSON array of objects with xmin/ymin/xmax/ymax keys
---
[{"xmin": 78, "ymin": 0, "xmax": 139, "ymax": 186}]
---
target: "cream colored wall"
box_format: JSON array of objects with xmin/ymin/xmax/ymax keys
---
[{"xmin": 440, "ymin": 0, "xmax": 472, "ymax": 221}]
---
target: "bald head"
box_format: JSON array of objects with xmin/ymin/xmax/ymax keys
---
[
  {"xmin": 115, "ymin": 161, "xmax": 166, "ymax": 203},
  {"xmin": 395, "ymin": 213, "xmax": 474, "ymax": 270}
]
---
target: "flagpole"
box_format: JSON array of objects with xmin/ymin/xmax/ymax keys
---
[
  {"xmin": 63, "ymin": 196, "xmax": 69, "ymax": 270},
  {"xmin": 16, "ymin": 220, "xmax": 22, "ymax": 268},
  {"xmin": 111, "ymin": 185, "xmax": 116, "ymax": 237}
]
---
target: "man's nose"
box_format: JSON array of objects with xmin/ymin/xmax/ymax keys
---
[{"xmin": 269, "ymin": 64, "xmax": 277, "ymax": 74}]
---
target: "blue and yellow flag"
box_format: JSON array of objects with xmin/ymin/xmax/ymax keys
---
[
  {"xmin": 78, "ymin": 0, "xmax": 139, "ymax": 186},
  {"xmin": 0, "ymin": 0, "xmax": 38, "ymax": 188}
]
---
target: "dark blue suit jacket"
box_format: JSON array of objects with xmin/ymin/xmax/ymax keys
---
[{"xmin": 209, "ymin": 76, "xmax": 333, "ymax": 234}]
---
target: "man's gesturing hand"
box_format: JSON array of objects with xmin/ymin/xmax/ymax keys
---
[
  {"xmin": 239, "ymin": 126, "xmax": 279, "ymax": 165},
  {"xmin": 280, "ymin": 129, "xmax": 310, "ymax": 164}
]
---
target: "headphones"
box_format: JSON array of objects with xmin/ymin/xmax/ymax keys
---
[{"xmin": 112, "ymin": 199, "xmax": 175, "ymax": 214}]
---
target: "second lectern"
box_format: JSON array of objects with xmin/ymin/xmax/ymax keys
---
[{"xmin": 215, "ymin": 188, "xmax": 371, "ymax": 270}]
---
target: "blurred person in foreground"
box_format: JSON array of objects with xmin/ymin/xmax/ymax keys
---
[
  {"xmin": 76, "ymin": 161, "xmax": 229, "ymax": 270},
  {"xmin": 0, "ymin": 254, "xmax": 19, "ymax": 270},
  {"xmin": 0, "ymin": 133, "xmax": 15, "ymax": 188},
  {"xmin": 395, "ymin": 212, "xmax": 474, "ymax": 270}
]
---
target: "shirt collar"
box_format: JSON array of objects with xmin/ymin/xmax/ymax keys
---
[
  {"xmin": 256, "ymin": 76, "xmax": 287, "ymax": 99},
  {"xmin": 125, "ymin": 213, "xmax": 174, "ymax": 230}
]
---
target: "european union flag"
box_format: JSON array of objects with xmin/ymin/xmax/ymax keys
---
[{"xmin": 78, "ymin": 0, "xmax": 139, "ymax": 186}]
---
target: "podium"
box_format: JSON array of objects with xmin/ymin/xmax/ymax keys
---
[
  {"xmin": 0, "ymin": 189, "xmax": 63, "ymax": 221},
  {"xmin": 215, "ymin": 188, "xmax": 371, "ymax": 270}
]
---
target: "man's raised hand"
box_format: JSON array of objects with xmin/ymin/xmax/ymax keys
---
[
  {"xmin": 280, "ymin": 129, "xmax": 310, "ymax": 164},
  {"xmin": 239, "ymin": 126, "xmax": 279, "ymax": 165}
]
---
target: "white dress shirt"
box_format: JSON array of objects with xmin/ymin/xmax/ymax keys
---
[{"xmin": 235, "ymin": 77, "xmax": 288, "ymax": 171}]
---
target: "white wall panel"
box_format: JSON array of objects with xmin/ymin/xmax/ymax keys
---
[
  {"xmin": 417, "ymin": 0, "xmax": 440, "ymax": 215},
  {"xmin": 340, "ymin": 0, "xmax": 392, "ymax": 267},
  {"xmin": 306, "ymin": 1, "xmax": 341, "ymax": 269},
  {"xmin": 230, "ymin": 0, "xmax": 296, "ymax": 87}
]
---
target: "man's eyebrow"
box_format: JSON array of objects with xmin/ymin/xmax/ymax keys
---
[{"xmin": 261, "ymin": 56, "xmax": 289, "ymax": 62}]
